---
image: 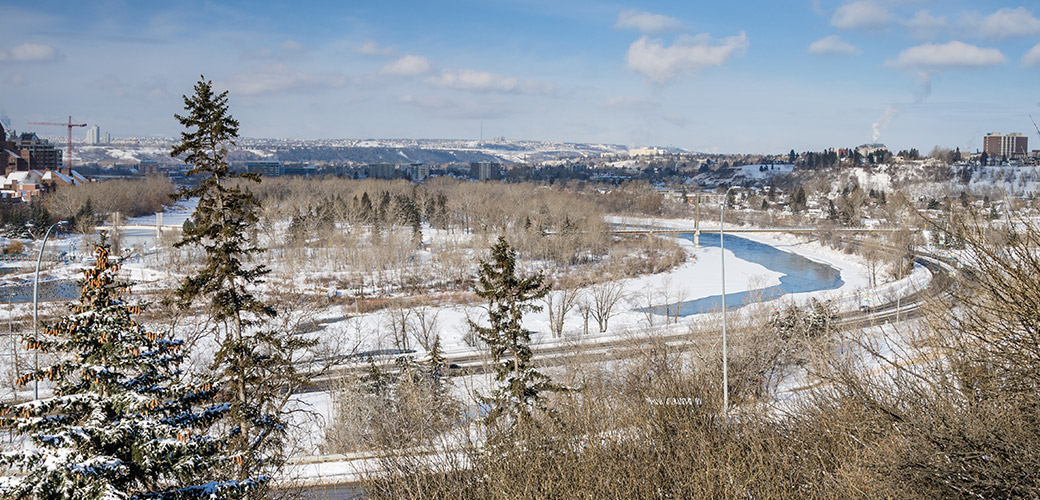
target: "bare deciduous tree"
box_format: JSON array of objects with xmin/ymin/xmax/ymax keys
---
[
  {"xmin": 386, "ymin": 306, "xmax": 413, "ymax": 352},
  {"xmin": 589, "ymin": 279, "xmax": 626, "ymax": 334},
  {"xmin": 411, "ymin": 299, "xmax": 441, "ymax": 351},
  {"xmin": 542, "ymin": 283, "xmax": 579, "ymax": 338}
]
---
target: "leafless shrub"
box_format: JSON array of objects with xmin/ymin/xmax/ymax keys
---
[
  {"xmin": 324, "ymin": 358, "xmax": 461, "ymax": 454},
  {"xmin": 360, "ymin": 205, "xmax": 1040, "ymax": 498},
  {"xmin": 44, "ymin": 174, "xmax": 176, "ymax": 226}
]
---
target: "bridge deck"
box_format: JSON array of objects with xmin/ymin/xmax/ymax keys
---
[
  {"xmin": 96, "ymin": 224, "xmax": 183, "ymax": 231},
  {"xmin": 609, "ymin": 227, "xmax": 900, "ymax": 234}
]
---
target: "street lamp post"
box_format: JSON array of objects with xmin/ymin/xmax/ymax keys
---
[
  {"xmin": 720, "ymin": 186, "xmax": 738, "ymax": 416},
  {"xmin": 32, "ymin": 221, "xmax": 67, "ymax": 400}
]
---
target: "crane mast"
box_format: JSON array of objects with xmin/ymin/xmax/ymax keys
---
[{"xmin": 27, "ymin": 116, "xmax": 87, "ymax": 169}]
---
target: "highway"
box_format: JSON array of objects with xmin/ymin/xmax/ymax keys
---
[
  {"xmin": 287, "ymin": 251, "xmax": 954, "ymax": 495},
  {"xmin": 303, "ymin": 252, "xmax": 950, "ymax": 393}
]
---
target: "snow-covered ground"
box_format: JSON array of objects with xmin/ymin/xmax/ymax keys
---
[
  {"xmin": 294, "ymin": 221, "xmax": 877, "ymax": 361},
  {"xmin": 8, "ymin": 202, "xmax": 928, "ymax": 465},
  {"xmin": 280, "ymin": 215, "xmax": 933, "ymax": 458}
]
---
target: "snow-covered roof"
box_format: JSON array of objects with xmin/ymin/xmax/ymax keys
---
[
  {"xmin": 5, "ymin": 170, "xmax": 43, "ymax": 184},
  {"xmin": 41, "ymin": 169, "xmax": 74, "ymax": 184}
]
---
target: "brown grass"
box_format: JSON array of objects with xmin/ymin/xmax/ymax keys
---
[{"xmin": 349, "ymin": 205, "xmax": 1040, "ymax": 499}]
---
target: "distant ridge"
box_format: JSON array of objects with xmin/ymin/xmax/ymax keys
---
[{"xmin": 72, "ymin": 137, "xmax": 692, "ymax": 165}]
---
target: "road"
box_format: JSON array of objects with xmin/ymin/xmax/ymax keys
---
[
  {"xmin": 285, "ymin": 253, "xmax": 954, "ymax": 496},
  {"xmin": 303, "ymin": 253, "xmax": 951, "ymax": 394}
]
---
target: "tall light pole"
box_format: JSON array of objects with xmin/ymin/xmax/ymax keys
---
[
  {"xmin": 720, "ymin": 186, "xmax": 738, "ymax": 416},
  {"xmin": 32, "ymin": 220, "xmax": 67, "ymax": 400}
]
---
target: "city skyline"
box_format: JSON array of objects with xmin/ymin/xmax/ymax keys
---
[{"xmin": 1, "ymin": 0, "xmax": 1039, "ymax": 153}]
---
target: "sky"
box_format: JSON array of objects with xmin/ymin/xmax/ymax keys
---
[{"xmin": 1, "ymin": 0, "xmax": 1039, "ymax": 153}]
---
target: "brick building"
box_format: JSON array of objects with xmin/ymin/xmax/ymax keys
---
[{"xmin": 983, "ymin": 133, "xmax": 1028, "ymax": 159}]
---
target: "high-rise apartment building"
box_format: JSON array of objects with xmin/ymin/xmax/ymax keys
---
[
  {"xmin": 408, "ymin": 163, "xmax": 430, "ymax": 182},
  {"xmin": 86, "ymin": 125, "xmax": 100, "ymax": 145},
  {"xmin": 470, "ymin": 161, "xmax": 501, "ymax": 181},
  {"xmin": 983, "ymin": 133, "xmax": 1028, "ymax": 159},
  {"xmin": 367, "ymin": 163, "xmax": 398, "ymax": 179},
  {"xmin": 7, "ymin": 132, "xmax": 62, "ymax": 172},
  {"xmin": 245, "ymin": 161, "xmax": 283, "ymax": 177}
]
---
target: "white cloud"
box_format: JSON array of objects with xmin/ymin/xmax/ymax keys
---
[
  {"xmin": 625, "ymin": 32, "xmax": 749, "ymax": 83},
  {"xmin": 1023, "ymin": 42, "xmax": 1040, "ymax": 67},
  {"xmin": 975, "ymin": 7, "xmax": 1040, "ymax": 39},
  {"xmin": 904, "ymin": 10, "xmax": 947, "ymax": 37},
  {"xmin": 380, "ymin": 55, "xmax": 433, "ymax": 76},
  {"xmin": 355, "ymin": 40, "xmax": 396, "ymax": 57},
  {"xmin": 808, "ymin": 35, "xmax": 861, "ymax": 55},
  {"xmin": 831, "ymin": 1, "xmax": 891, "ymax": 30},
  {"xmin": 888, "ymin": 41, "xmax": 1007, "ymax": 70},
  {"xmin": 222, "ymin": 64, "xmax": 348, "ymax": 96},
  {"xmin": 615, "ymin": 10, "xmax": 684, "ymax": 35},
  {"xmin": 0, "ymin": 43, "xmax": 61, "ymax": 62},
  {"xmin": 428, "ymin": 69, "xmax": 553, "ymax": 94}
]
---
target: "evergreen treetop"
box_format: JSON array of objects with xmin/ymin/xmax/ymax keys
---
[
  {"xmin": 170, "ymin": 76, "xmax": 272, "ymax": 326},
  {"xmin": 169, "ymin": 76, "xmax": 313, "ymax": 491},
  {"xmin": 0, "ymin": 238, "xmax": 260, "ymax": 499},
  {"xmin": 470, "ymin": 237, "xmax": 561, "ymax": 434}
]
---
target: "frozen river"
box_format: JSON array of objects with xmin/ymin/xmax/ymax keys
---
[{"xmin": 654, "ymin": 232, "xmax": 843, "ymax": 317}]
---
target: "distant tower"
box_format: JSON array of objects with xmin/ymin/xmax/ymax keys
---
[{"xmin": 86, "ymin": 125, "xmax": 100, "ymax": 145}]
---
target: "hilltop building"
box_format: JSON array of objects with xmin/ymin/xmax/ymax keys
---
[
  {"xmin": 855, "ymin": 143, "xmax": 888, "ymax": 156},
  {"xmin": 983, "ymin": 132, "xmax": 1028, "ymax": 159},
  {"xmin": 628, "ymin": 147, "xmax": 663, "ymax": 157}
]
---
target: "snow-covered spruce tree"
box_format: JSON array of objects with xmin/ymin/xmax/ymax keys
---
[
  {"xmin": 469, "ymin": 237, "xmax": 562, "ymax": 436},
  {"xmin": 0, "ymin": 239, "xmax": 262, "ymax": 499},
  {"xmin": 170, "ymin": 76, "xmax": 314, "ymax": 486}
]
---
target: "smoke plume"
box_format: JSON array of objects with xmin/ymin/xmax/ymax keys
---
[
  {"xmin": 914, "ymin": 72, "xmax": 932, "ymax": 103},
  {"xmin": 872, "ymin": 106, "xmax": 900, "ymax": 143}
]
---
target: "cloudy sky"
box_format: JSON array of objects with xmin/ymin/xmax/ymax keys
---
[{"xmin": 2, "ymin": 0, "xmax": 1039, "ymax": 153}]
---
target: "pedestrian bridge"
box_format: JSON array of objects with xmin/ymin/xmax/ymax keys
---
[{"xmin": 608, "ymin": 226, "xmax": 901, "ymax": 235}]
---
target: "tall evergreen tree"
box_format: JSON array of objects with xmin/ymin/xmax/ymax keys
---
[
  {"xmin": 0, "ymin": 238, "xmax": 260, "ymax": 499},
  {"xmin": 469, "ymin": 237, "xmax": 560, "ymax": 436},
  {"xmin": 170, "ymin": 76, "xmax": 312, "ymax": 486}
]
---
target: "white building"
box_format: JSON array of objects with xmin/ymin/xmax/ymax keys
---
[
  {"xmin": 628, "ymin": 147, "xmax": 663, "ymax": 157},
  {"xmin": 86, "ymin": 125, "xmax": 101, "ymax": 145}
]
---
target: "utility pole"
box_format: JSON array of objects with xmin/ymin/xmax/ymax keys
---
[
  {"xmin": 720, "ymin": 185, "xmax": 739, "ymax": 416},
  {"xmin": 32, "ymin": 221, "xmax": 67, "ymax": 400},
  {"xmin": 694, "ymin": 192, "xmax": 701, "ymax": 247}
]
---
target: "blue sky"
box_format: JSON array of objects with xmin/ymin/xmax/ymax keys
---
[{"xmin": 2, "ymin": 0, "xmax": 1039, "ymax": 153}]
